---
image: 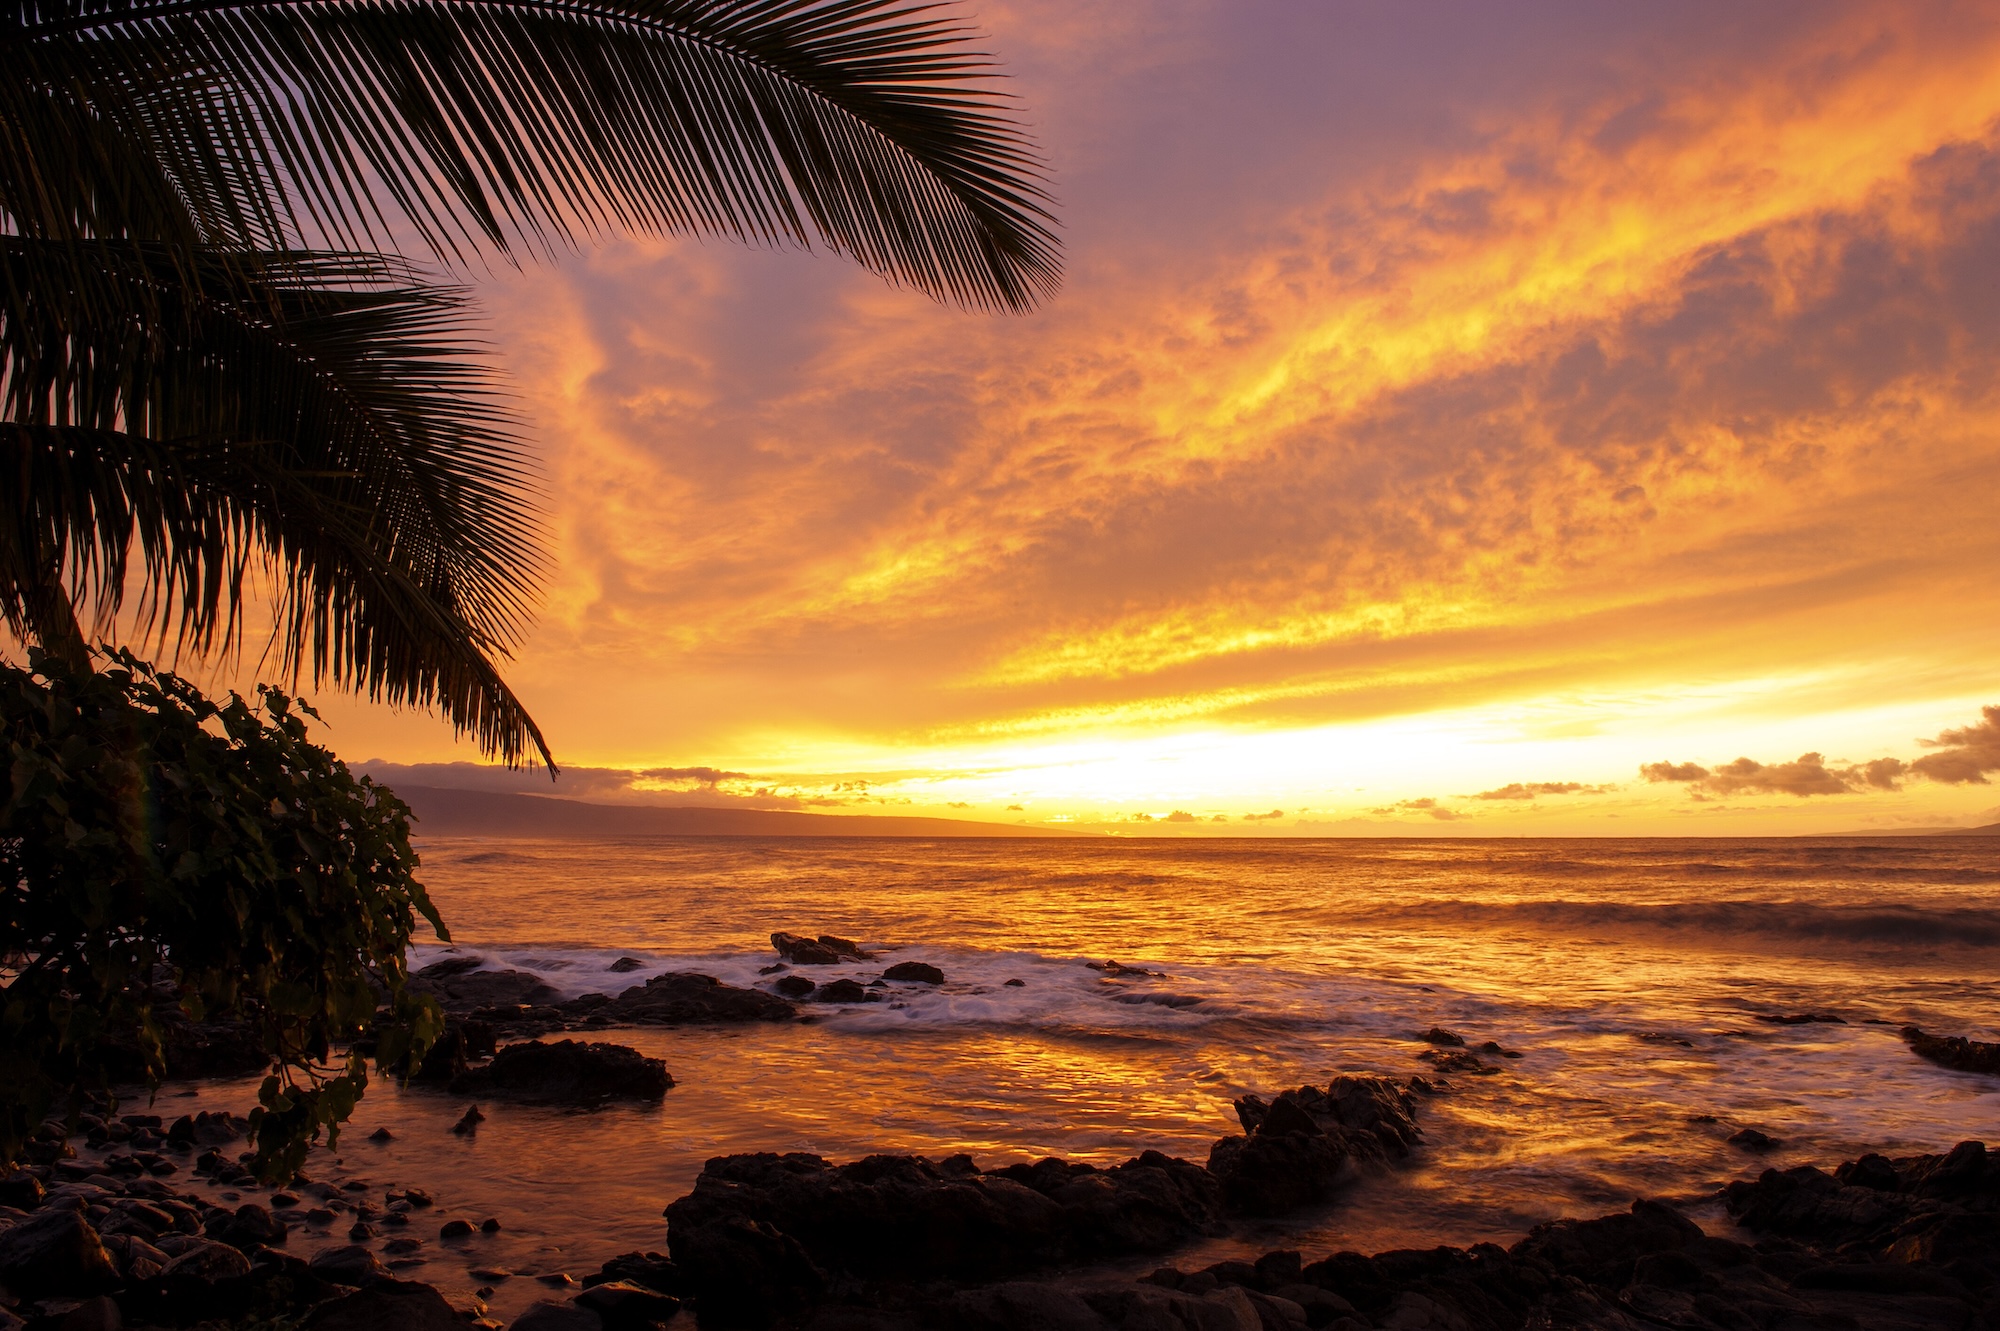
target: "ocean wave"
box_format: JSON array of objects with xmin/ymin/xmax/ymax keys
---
[{"xmin": 1367, "ymin": 899, "xmax": 2000, "ymax": 947}]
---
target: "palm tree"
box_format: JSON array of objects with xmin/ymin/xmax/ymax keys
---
[{"xmin": 0, "ymin": 0, "xmax": 1059, "ymax": 770}]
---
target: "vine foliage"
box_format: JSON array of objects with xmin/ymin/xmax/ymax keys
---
[{"xmin": 0, "ymin": 648, "xmax": 444, "ymax": 1178}]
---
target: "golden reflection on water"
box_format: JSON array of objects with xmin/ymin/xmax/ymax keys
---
[{"xmin": 122, "ymin": 836, "xmax": 1999, "ymax": 1321}]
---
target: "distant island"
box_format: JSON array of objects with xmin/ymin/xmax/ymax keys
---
[{"xmin": 393, "ymin": 784, "xmax": 1071, "ymax": 838}]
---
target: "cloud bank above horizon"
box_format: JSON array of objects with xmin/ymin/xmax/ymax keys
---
[{"xmin": 308, "ymin": 0, "xmax": 2000, "ymax": 835}]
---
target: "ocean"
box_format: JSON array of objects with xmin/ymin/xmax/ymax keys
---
[{"xmin": 139, "ymin": 835, "xmax": 2000, "ymax": 1320}]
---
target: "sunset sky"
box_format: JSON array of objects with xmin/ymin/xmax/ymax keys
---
[{"xmin": 305, "ymin": 0, "xmax": 2000, "ymax": 834}]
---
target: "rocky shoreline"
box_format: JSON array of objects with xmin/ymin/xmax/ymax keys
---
[{"xmin": 5, "ymin": 937, "xmax": 1997, "ymax": 1330}]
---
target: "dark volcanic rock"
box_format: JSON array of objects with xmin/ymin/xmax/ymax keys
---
[
  {"xmin": 1206, "ymin": 1075, "xmax": 1421, "ymax": 1214},
  {"xmin": 882, "ymin": 961, "xmax": 945, "ymax": 984},
  {"xmin": 574, "ymin": 1277, "xmax": 681, "ymax": 1324},
  {"xmin": 1905, "ymin": 1025, "xmax": 2000, "ymax": 1076},
  {"xmin": 449, "ymin": 1040, "xmax": 672, "ymax": 1103},
  {"xmin": 673, "ymin": 1142, "xmax": 2000, "ymax": 1331},
  {"xmin": 665, "ymin": 1149, "xmax": 1224, "ymax": 1295},
  {"xmin": 813, "ymin": 978, "xmax": 878, "ymax": 1003},
  {"xmin": 771, "ymin": 931, "xmax": 871, "ymax": 964},
  {"xmin": 1729, "ymin": 1127, "xmax": 1782, "ymax": 1152},
  {"xmin": 0, "ymin": 1203, "xmax": 118, "ymax": 1295},
  {"xmin": 603, "ymin": 972, "xmax": 796, "ymax": 1025},
  {"xmin": 302, "ymin": 1277, "xmax": 465, "ymax": 1331},
  {"xmin": 411, "ymin": 956, "xmax": 565, "ymax": 1011},
  {"xmin": 309, "ymin": 1243, "xmax": 389, "ymax": 1286},
  {"xmin": 608, "ymin": 956, "xmax": 646, "ymax": 973},
  {"xmin": 772, "ymin": 975, "xmax": 817, "ymax": 999}
]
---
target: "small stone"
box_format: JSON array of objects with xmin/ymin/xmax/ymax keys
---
[
  {"xmin": 471, "ymin": 1266, "xmax": 512, "ymax": 1280},
  {"xmin": 271, "ymin": 1191, "xmax": 301, "ymax": 1207},
  {"xmin": 772, "ymin": 975, "xmax": 816, "ymax": 998},
  {"xmin": 384, "ymin": 1236, "xmax": 424, "ymax": 1254},
  {"xmin": 535, "ymin": 1271, "xmax": 578, "ymax": 1286},
  {"xmin": 1003, "ymin": 978, "xmax": 1026, "ymax": 987},
  {"xmin": 451, "ymin": 1106, "xmax": 485, "ymax": 1135},
  {"xmin": 882, "ymin": 961, "xmax": 945, "ymax": 985},
  {"xmin": 509, "ymin": 1302, "xmax": 601, "ymax": 1331},
  {"xmin": 1422, "ymin": 1026, "xmax": 1465, "ymax": 1047},
  {"xmin": 441, "ymin": 1219, "xmax": 475, "ymax": 1239},
  {"xmin": 481, "ymin": 1217, "xmax": 502, "ymax": 1233},
  {"xmin": 310, "ymin": 1243, "xmax": 389, "ymax": 1286},
  {"xmin": 1729, "ymin": 1127, "xmax": 1782, "ymax": 1152},
  {"xmin": 405, "ymin": 1188, "xmax": 435, "ymax": 1207},
  {"xmin": 349, "ymin": 1222, "xmax": 376, "ymax": 1240},
  {"xmin": 608, "ymin": 956, "xmax": 646, "ymax": 973}
]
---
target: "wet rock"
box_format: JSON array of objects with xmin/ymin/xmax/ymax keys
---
[
  {"xmin": 1758, "ymin": 1012, "xmax": 1847, "ymax": 1025},
  {"xmin": 441, "ymin": 1218, "xmax": 475, "ymax": 1238},
  {"xmin": 1085, "ymin": 960, "xmax": 1164, "ymax": 977},
  {"xmin": 1004, "ymin": 978, "xmax": 1026, "ymax": 987},
  {"xmin": 310, "ymin": 1243, "xmax": 390, "ymax": 1285},
  {"xmin": 406, "ymin": 1020, "xmax": 498, "ymax": 1083},
  {"xmin": 215, "ymin": 1201, "xmax": 288, "ymax": 1248},
  {"xmin": 482, "ymin": 1216, "xmax": 503, "ymax": 1232},
  {"xmin": 450, "ymin": 1040, "xmax": 672, "ymax": 1103},
  {"xmin": 369, "ymin": 1127, "xmax": 395, "ymax": 1142},
  {"xmin": 608, "ymin": 956, "xmax": 646, "ymax": 973},
  {"xmin": 0, "ymin": 1169, "xmax": 45, "ymax": 1209},
  {"xmin": 1418, "ymin": 1048, "xmax": 1497, "ymax": 1075},
  {"xmin": 771, "ymin": 931, "xmax": 871, "ymax": 964},
  {"xmin": 585, "ymin": 1250, "xmax": 679, "ymax": 1293},
  {"xmin": 1904, "ymin": 1025, "xmax": 2000, "ymax": 1075},
  {"xmin": 303, "ymin": 1277, "xmax": 466, "ymax": 1331},
  {"xmin": 1207, "ymin": 1076, "xmax": 1422, "ymax": 1215},
  {"xmin": 1729, "ymin": 1127, "xmax": 1782, "ymax": 1152},
  {"xmin": 882, "ymin": 961, "xmax": 945, "ymax": 985},
  {"xmin": 160, "ymin": 1237, "xmax": 254, "ymax": 1281},
  {"xmin": 950, "ymin": 1280, "xmax": 1109, "ymax": 1330},
  {"xmin": 603, "ymin": 972, "xmax": 796, "ymax": 1024},
  {"xmin": 0, "ymin": 1205, "xmax": 118, "ymax": 1294},
  {"xmin": 1511, "ymin": 1198, "xmax": 1704, "ymax": 1285},
  {"xmin": 102, "ymin": 1233, "xmax": 171, "ymax": 1281},
  {"xmin": 670, "ymin": 1215, "xmax": 824, "ymax": 1325},
  {"xmin": 1422, "ymin": 1026, "xmax": 1466, "ymax": 1046},
  {"xmin": 573, "ymin": 1278, "xmax": 681, "ymax": 1325},
  {"xmin": 411, "ymin": 957, "xmax": 566, "ymax": 1012},
  {"xmin": 773, "ymin": 975, "xmax": 817, "ymax": 998},
  {"xmin": 814, "ymin": 978, "xmax": 879, "ymax": 1003},
  {"xmin": 451, "ymin": 1105, "xmax": 486, "ymax": 1135},
  {"xmin": 510, "ymin": 1301, "xmax": 604, "ymax": 1330},
  {"xmin": 665, "ymin": 1149, "xmax": 1224, "ymax": 1293}
]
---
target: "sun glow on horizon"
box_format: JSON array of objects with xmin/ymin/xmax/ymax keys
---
[{"xmin": 277, "ymin": 1, "xmax": 2000, "ymax": 835}]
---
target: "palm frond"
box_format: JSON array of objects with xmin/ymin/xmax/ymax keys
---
[
  {"xmin": 0, "ymin": 239, "xmax": 552, "ymax": 767},
  {"xmin": 6, "ymin": 0, "xmax": 1062, "ymax": 310}
]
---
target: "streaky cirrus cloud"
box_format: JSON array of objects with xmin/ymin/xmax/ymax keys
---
[{"xmin": 293, "ymin": 2, "xmax": 2000, "ymax": 836}]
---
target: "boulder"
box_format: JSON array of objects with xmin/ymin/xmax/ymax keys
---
[
  {"xmin": 449, "ymin": 1040, "xmax": 672, "ymax": 1103},
  {"xmin": 303, "ymin": 1279, "xmax": 466, "ymax": 1331},
  {"xmin": 584, "ymin": 1250, "xmax": 679, "ymax": 1293},
  {"xmin": 814, "ymin": 978, "xmax": 878, "ymax": 1003},
  {"xmin": 573, "ymin": 1278, "xmax": 681, "ymax": 1325},
  {"xmin": 882, "ymin": 961, "xmax": 945, "ymax": 984},
  {"xmin": 511, "ymin": 1301, "xmax": 603, "ymax": 1330},
  {"xmin": 669, "ymin": 1215, "xmax": 823, "ymax": 1326},
  {"xmin": 160, "ymin": 1238, "xmax": 254, "ymax": 1281},
  {"xmin": 0, "ymin": 1205, "xmax": 118, "ymax": 1294},
  {"xmin": 665, "ymin": 1150, "xmax": 1222, "ymax": 1293},
  {"xmin": 770, "ymin": 931, "xmax": 871, "ymax": 964},
  {"xmin": 1904, "ymin": 1026, "xmax": 2000, "ymax": 1076},
  {"xmin": 214, "ymin": 1201, "xmax": 287, "ymax": 1249},
  {"xmin": 411, "ymin": 957, "xmax": 565, "ymax": 1011},
  {"xmin": 608, "ymin": 956, "xmax": 647, "ymax": 973},
  {"xmin": 310, "ymin": 1243, "xmax": 389, "ymax": 1286},
  {"xmin": 772, "ymin": 975, "xmax": 817, "ymax": 998},
  {"xmin": 1206, "ymin": 1076, "xmax": 1421, "ymax": 1214},
  {"xmin": 603, "ymin": 972, "xmax": 795, "ymax": 1024}
]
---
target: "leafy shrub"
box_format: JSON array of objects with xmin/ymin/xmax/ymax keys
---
[{"xmin": 0, "ymin": 649, "xmax": 445, "ymax": 1178}]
